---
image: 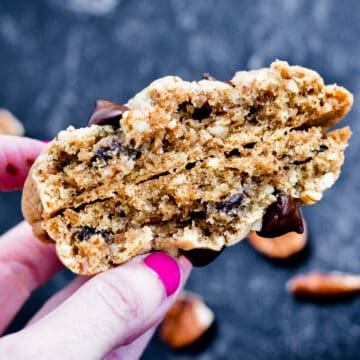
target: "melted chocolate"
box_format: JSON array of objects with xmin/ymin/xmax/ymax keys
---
[
  {"xmin": 257, "ymin": 192, "xmax": 304, "ymax": 238},
  {"xmin": 87, "ymin": 100, "xmax": 129, "ymax": 127},
  {"xmin": 181, "ymin": 248, "xmax": 224, "ymax": 267}
]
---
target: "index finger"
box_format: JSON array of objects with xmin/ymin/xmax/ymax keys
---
[{"xmin": 0, "ymin": 135, "xmax": 45, "ymax": 191}]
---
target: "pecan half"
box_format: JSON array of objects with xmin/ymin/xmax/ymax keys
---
[
  {"xmin": 287, "ymin": 272, "xmax": 360, "ymax": 298},
  {"xmin": 159, "ymin": 292, "xmax": 214, "ymax": 349}
]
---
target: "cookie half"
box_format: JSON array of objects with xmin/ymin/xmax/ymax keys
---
[{"xmin": 22, "ymin": 61, "xmax": 353, "ymax": 274}]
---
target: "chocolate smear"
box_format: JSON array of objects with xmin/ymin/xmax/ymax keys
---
[
  {"xmin": 257, "ymin": 192, "xmax": 304, "ymax": 238},
  {"xmin": 181, "ymin": 248, "xmax": 224, "ymax": 267},
  {"xmin": 87, "ymin": 100, "xmax": 129, "ymax": 127}
]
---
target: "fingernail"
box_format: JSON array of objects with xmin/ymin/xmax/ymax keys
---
[
  {"xmin": 143, "ymin": 253, "xmax": 181, "ymax": 297},
  {"xmin": 41, "ymin": 140, "xmax": 50, "ymax": 144}
]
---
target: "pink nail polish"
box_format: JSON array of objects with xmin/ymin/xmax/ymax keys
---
[{"xmin": 143, "ymin": 253, "xmax": 181, "ymax": 297}]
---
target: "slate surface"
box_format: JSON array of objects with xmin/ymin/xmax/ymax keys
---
[{"xmin": 0, "ymin": 1, "xmax": 359, "ymax": 359}]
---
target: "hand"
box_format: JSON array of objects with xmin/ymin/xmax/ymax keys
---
[{"xmin": 0, "ymin": 135, "xmax": 191, "ymax": 359}]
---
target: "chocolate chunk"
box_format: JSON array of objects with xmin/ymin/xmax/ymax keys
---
[
  {"xmin": 88, "ymin": 139, "xmax": 141, "ymax": 166},
  {"xmin": 243, "ymin": 142, "xmax": 256, "ymax": 149},
  {"xmin": 192, "ymin": 102, "xmax": 212, "ymax": 120},
  {"xmin": 178, "ymin": 101, "xmax": 212, "ymax": 121},
  {"xmin": 213, "ymin": 193, "xmax": 246, "ymax": 215},
  {"xmin": 318, "ymin": 145, "xmax": 329, "ymax": 153},
  {"xmin": 189, "ymin": 211, "xmax": 206, "ymax": 219},
  {"xmin": 77, "ymin": 226, "xmax": 113, "ymax": 243},
  {"xmin": 77, "ymin": 226, "xmax": 96, "ymax": 241},
  {"xmin": 245, "ymin": 105, "xmax": 260, "ymax": 119},
  {"xmin": 225, "ymin": 149, "xmax": 240, "ymax": 158},
  {"xmin": 292, "ymin": 157, "xmax": 312, "ymax": 165},
  {"xmin": 257, "ymin": 192, "xmax": 304, "ymax": 238},
  {"xmin": 87, "ymin": 100, "xmax": 129, "ymax": 127},
  {"xmin": 185, "ymin": 161, "xmax": 197, "ymax": 170},
  {"xmin": 181, "ymin": 248, "xmax": 224, "ymax": 267}
]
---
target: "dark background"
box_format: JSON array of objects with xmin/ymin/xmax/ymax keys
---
[{"xmin": 1, "ymin": 0, "xmax": 360, "ymax": 359}]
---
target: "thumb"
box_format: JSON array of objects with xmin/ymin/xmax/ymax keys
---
[{"xmin": 2, "ymin": 253, "xmax": 191, "ymax": 359}]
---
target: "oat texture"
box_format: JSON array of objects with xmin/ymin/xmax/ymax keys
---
[{"xmin": 22, "ymin": 61, "xmax": 353, "ymax": 274}]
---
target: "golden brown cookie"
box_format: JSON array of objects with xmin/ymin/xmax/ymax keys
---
[{"xmin": 22, "ymin": 61, "xmax": 353, "ymax": 274}]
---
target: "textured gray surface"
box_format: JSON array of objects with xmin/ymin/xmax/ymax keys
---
[{"xmin": 0, "ymin": 0, "xmax": 359, "ymax": 359}]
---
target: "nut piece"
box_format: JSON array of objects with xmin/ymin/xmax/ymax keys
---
[
  {"xmin": 287, "ymin": 272, "xmax": 360, "ymax": 298},
  {"xmin": 159, "ymin": 292, "xmax": 214, "ymax": 349},
  {"xmin": 0, "ymin": 109, "xmax": 24, "ymax": 136},
  {"xmin": 248, "ymin": 221, "xmax": 307, "ymax": 259},
  {"xmin": 300, "ymin": 190, "xmax": 323, "ymax": 205}
]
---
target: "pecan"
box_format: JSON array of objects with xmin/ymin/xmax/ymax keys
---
[
  {"xmin": 159, "ymin": 292, "xmax": 214, "ymax": 349},
  {"xmin": 287, "ymin": 272, "xmax": 360, "ymax": 298},
  {"xmin": 248, "ymin": 221, "xmax": 307, "ymax": 259},
  {"xmin": 0, "ymin": 109, "xmax": 24, "ymax": 136}
]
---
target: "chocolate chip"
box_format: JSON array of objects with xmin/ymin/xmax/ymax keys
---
[
  {"xmin": 192, "ymin": 102, "xmax": 212, "ymax": 120},
  {"xmin": 88, "ymin": 139, "xmax": 141, "ymax": 166},
  {"xmin": 185, "ymin": 162, "xmax": 197, "ymax": 170},
  {"xmin": 87, "ymin": 100, "xmax": 129, "ymax": 127},
  {"xmin": 213, "ymin": 193, "xmax": 246, "ymax": 215},
  {"xmin": 292, "ymin": 157, "xmax": 312, "ymax": 165},
  {"xmin": 243, "ymin": 142, "xmax": 256, "ymax": 149},
  {"xmin": 178, "ymin": 101, "xmax": 212, "ymax": 121},
  {"xmin": 318, "ymin": 145, "xmax": 329, "ymax": 153},
  {"xmin": 225, "ymin": 149, "xmax": 240, "ymax": 158},
  {"xmin": 245, "ymin": 105, "xmax": 260, "ymax": 120},
  {"xmin": 77, "ymin": 226, "xmax": 96, "ymax": 241},
  {"xmin": 94, "ymin": 147, "xmax": 113, "ymax": 162},
  {"xmin": 189, "ymin": 211, "xmax": 206, "ymax": 220},
  {"xmin": 77, "ymin": 226, "xmax": 113, "ymax": 243},
  {"xmin": 257, "ymin": 192, "xmax": 304, "ymax": 238},
  {"xmin": 180, "ymin": 248, "xmax": 224, "ymax": 267},
  {"xmin": 6, "ymin": 163, "xmax": 18, "ymax": 175}
]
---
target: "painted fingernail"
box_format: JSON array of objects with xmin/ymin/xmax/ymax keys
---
[
  {"xmin": 143, "ymin": 253, "xmax": 181, "ymax": 297},
  {"xmin": 41, "ymin": 140, "xmax": 50, "ymax": 144}
]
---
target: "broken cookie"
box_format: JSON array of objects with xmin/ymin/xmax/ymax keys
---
[{"xmin": 22, "ymin": 61, "xmax": 353, "ymax": 274}]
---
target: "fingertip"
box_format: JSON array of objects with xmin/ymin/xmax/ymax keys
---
[{"xmin": 143, "ymin": 252, "xmax": 181, "ymax": 297}]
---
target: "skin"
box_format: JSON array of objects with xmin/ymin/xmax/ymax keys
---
[{"xmin": 0, "ymin": 136, "xmax": 192, "ymax": 359}]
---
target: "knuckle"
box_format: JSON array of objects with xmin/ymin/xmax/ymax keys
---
[{"xmin": 92, "ymin": 273, "xmax": 144, "ymax": 323}]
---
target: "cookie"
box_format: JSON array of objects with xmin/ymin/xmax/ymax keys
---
[{"xmin": 22, "ymin": 61, "xmax": 353, "ymax": 274}]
